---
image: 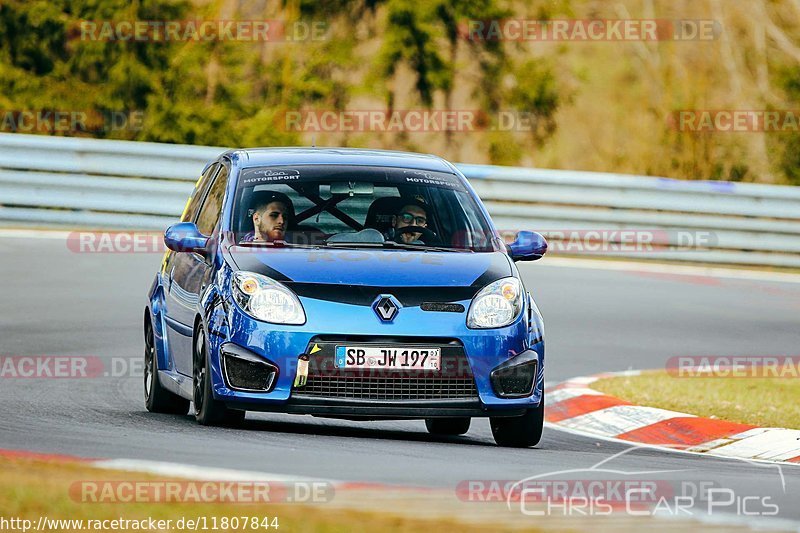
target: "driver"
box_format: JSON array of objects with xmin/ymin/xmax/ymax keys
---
[
  {"xmin": 241, "ymin": 191, "xmax": 294, "ymax": 242},
  {"xmin": 385, "ymin": 200, "xmax": 429, "ymax": 244}
]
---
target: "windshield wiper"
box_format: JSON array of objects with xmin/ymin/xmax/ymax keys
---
[
  {"xmin": 323, "ymin": 241, "xmax": 471, "ymax": 253},
  {"xmin": 237, "ymin": 240, "xmax": 308, "ymax": 248},
  {"xmin": 383, "ymin": 241, "xmax": 473, "ymax": 253},
  {"xmin": 323, "ymin": 242, "xmax": 383, "ymax": 248}
]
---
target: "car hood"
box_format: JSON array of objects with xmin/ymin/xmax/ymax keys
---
[{"xmin": 228, "ymin": 246, "xmax": 512, "ymax": 289}]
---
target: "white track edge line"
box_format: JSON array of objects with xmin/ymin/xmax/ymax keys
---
[{"xmin": 90, "ymin": 458, "xmax": 339, "ymax": 484}]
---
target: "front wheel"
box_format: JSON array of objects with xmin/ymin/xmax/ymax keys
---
[
  {"xmin": 490, "ymin": 393, "xmax": 544, "ymax": 448},
  {"xmin": 144, "ymin": 319, "xmax": 190, "ymax": 415},
  {"xmin": 193, "ymin": 326, "xmax": 245, "ymax": 427},
  {"xmin": 425, "ymin": 417, "xmax": 471, "ymax": 436}
]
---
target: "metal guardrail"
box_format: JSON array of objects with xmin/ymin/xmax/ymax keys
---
[{"xmin": 1, "ymin": 132, "xmax": 799, "ymax": 267}]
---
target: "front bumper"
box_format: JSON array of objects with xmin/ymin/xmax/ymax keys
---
[
  {"xmin": 228, "ymin": 398, "xmax": 527, "ymax": 419},
  {"xmin": 206, "ymin": 294, "xmax": 544, "ymax": 417}
]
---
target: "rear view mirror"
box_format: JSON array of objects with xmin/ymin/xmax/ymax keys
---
[
  {"xmin": 330, "ymin": 181, "xmax": 374, "ymax": 196},
  {"xmin": 164, "ymin": 222, "xmax": 209, "ymax": 254},
  {"xmin": 509, "ymin": 231, "xmax": 547, "ymax": 262}
]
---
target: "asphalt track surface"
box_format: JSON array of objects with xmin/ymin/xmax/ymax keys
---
[{"xmin": 2, "ymin": 234, "xmax": 800, "ymax": 528}]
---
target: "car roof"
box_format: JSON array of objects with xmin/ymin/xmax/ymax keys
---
[{"xmin": 222, "ymin": 147, "xmax": 456, "ymax": 174}]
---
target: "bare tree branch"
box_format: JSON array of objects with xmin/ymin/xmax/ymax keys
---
[
  {"xmin": 764, "ymin": 16, "xmax": 800, "ymax": 63},
  {"xmin": 712, "ymin": 0, "xmax": 743, "ymax": 98}
]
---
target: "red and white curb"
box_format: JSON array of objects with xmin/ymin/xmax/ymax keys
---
[{"xmin": 545, "ymin": 370, "xmax": 800, "ymax": 465}]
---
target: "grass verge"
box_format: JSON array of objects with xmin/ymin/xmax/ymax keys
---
[
  {"xmin": 0, "ymin": 455, "xmax": 521, "ymax": 533},
  {"xmin": 592, "ymin": 371, "xmax": 800, "ymax": 430}
]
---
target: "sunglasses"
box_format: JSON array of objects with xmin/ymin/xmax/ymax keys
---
[{"xmin": 397, "ymin": 212, "xmax": 427, "ymax": 226}]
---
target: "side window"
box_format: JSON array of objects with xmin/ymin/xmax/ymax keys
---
[
  {"xmin": 181, "ymin": 163, "xmax": 219, "ymax": 223},
  {"xmin": 196, "ymin": 166, "xmax": 229, "ymax": 235}
]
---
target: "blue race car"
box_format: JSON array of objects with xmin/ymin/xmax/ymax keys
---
[{"xmin": 144, "ymin": 148, "xmax": 547, "ymax": 447}]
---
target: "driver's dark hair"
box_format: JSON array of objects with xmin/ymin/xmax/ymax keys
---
[
  {"xmin": 251, "ymin": 190, "xmax": 294, "ymax": 218},
  {"xmin": 396, "ymin": 198, "xmax": 429, "ymax": 218}
]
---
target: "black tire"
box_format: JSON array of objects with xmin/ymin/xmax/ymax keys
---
[
  {"xmin": 425, "ymin": 417, "xmax": 471, "ymax": 436},
  {"xmin": 144, "ymin": 318, "xmax": 190, "ymax": 415},
  {"xmin": 193, "ymin": 325, "xmax": 246, "ymax": 427},
  {"xmin": 490, "ymin": 393, "xmax": 544, "ymax": 448}
]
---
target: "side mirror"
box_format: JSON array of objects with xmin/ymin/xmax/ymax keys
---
[
  {"xmin": 509, "ymin": 231, "xmax": 547, "ymax": 262},
  {"xmin": 164, "ymin": 222, "xmax": 209, "ymax": 254}
]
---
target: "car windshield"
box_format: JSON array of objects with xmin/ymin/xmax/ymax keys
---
[{"xmin": 230, "ymin": 165, "xmax": 497, "ymax": 252}]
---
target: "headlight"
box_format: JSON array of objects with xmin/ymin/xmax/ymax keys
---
[
  {"xmin": 467, "ymin": 277, "xmax": 524, "ymax": 329},
  {"xmin": 231, "ymin": 271, "xmax": 306, "ymax": 325}
]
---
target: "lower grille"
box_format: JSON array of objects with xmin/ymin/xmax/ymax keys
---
[
  {"xmin": 293, "ymin": 340, "xmax": 478, "ymax": 401},
  {"xmin": 299, "ymin": 374, "xmax": 477, "ymax": 400}
]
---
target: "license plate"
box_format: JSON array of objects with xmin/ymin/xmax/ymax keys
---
[{"xmin": 334, "ymin": 346, "xmax": 441, "ymax": 370}]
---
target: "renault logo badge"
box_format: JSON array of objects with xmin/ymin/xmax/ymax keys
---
[{"xmin": 373, "ymin": 295, "xmax": 399, "ymax": 322}]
